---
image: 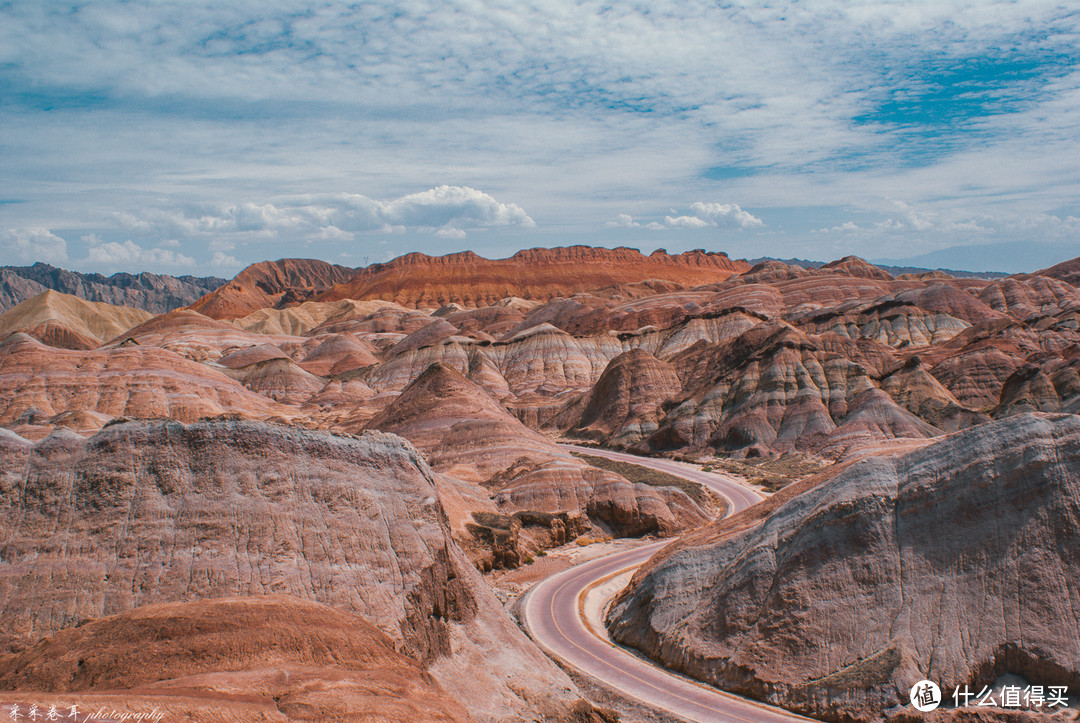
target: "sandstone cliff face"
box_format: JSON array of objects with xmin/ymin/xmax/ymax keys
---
[
  {"xmin": 890, "ymin": 282, "xmax": 1004, "ymax": 325},
  {"xmin": 878, "ymin": 357, "xmax": 989, "ymax": 431},
  {"xmin": 1038, "ymin": 257, "xmax": 1080, "ymax": 287},
  {"xmin": 795, "ymin": 300, "xmax": 969, "ymax": 347},
  {"xmin": 608, "ymin": 413, "xmax": 1080, "ymax": 722},
  {"xmin": 992, "ymin": 357, "xmax": 1080, "ymax": 417},
  {"xmin": 232, "ymin": 298, "xmax": 403, "ymax": 336},
  {"xmin": 0, "ymin": 421, "xmax": 595, "ymax": 721},
  {"xmin": 237, "ymin": 357, "xmax": 327, "ymax": 404},
  {"xmin": 977, "ymin": 276, "xmax": 1080, "ymax": 321},
  {"xmin": 365, "ymin": 363, "xmax": 570, "ymax": 482},
  {"xmin": 296, "ymin": 333, "xmax": 379, "ymax": 376}
]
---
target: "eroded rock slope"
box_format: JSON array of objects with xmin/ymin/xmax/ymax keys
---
[
  {"xmin": 607, "ymin": 412, "xmax": 1080, "ymax": 721},
  {"xmin": 0, "ymin": 420, "xmax": 600, "ymax": 721}
]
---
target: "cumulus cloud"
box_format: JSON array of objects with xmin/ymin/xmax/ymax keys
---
[
  {"xmin": 211, "ymin": 250, "xmax": 241, "ymax": 268},
  {"xmin": 607, "ymin": 213, "xmax": 640, "ymax": 228},
  {"xmin": 688, "ymin": 202, "xmax": 765, "ymax": 228},
  {"xmin": 2, "ymin": 3, "xmax": 1078, "ymax": 268},
  {"xmin": 123, "ymin": 185, "xmax": 534, "ymax": 241},
  {"xmin": 811, "ymin": 221, "xmax": 860, "ymax": 234},
  {"xmin": 384, "ymin": 185, "xmax": 534, "ymax": 229},
  {"xmin": 86, "ymin": 239, "xmax": 194, "ymax": 268},
  {"xmin": 609, "ymin": 202, "xmax": 763, "ymax": 231},
  {"xmin": 664, "ymin": 215, "xmax": 711, "ymax": 229},
  {"xmin": 879, "ymin": 200, "xmax": 935, "ymax": 232},
  {"xmin": 436, "ymin": 226, "xmax": 467, "ymax": 239},
  {"xmin": 0, "ymin": 228, "xmax": 68, "ymax": 264}
]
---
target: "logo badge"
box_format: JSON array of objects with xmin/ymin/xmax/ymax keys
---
[{"xmin": 910, "ymin": 680, "xmax": 941, "ymax": 712}]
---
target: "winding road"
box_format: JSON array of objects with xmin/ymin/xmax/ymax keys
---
[{"xmin": 520, "ymin": 444, "xmax": 807, "ymax": 722}]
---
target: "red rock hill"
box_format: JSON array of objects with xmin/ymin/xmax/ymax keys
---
[
  {"xmin": 188, "ymin": 258, "xmax": 356, "ymax": 319},
  {"xmin": 318, "ymin": 246, "xmax": 749, "ymax": 309}
]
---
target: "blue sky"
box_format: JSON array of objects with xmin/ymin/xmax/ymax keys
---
[{"xmin": 1, "ymin": 1, "xmax": 1079, "ymax": 275}]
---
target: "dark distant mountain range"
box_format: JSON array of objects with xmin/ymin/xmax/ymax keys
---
[
  {"xmin": 0, "ymin": 262, "xmax": 225, "ymax": 313},
  {"xmin": 873, "ymin": 240, "xmax": 1080, "ymax": 275}
]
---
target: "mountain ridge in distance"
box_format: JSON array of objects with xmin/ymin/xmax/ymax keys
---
[{"xmin": 0, "ymin": 262, "xmax": 225, "ymax": 314}]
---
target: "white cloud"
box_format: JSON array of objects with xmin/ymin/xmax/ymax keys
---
[
  {"xmin": 811, "ymin": 221, "xmax": 860, "ymax": 234},
  {"xmin": 436, "ymin": 226, "xmax": 467, "ymax": 239},
  {"xmin": 0, "ymin": 228, "xmax": 68, "ymax": 264},
  {"xmin": 609, "ymin": 201, "xmax": 764, "ymax": 231},
  {"xmin": 946, "ymin": 219, "xmax": 985, "ymax": 232},
  {"xmin": 1, "ymin": 2, "xmax": 1078, "ymax": 269},
  {"xmin": 688, "ymin": 202, "xmax": 765, "ymax": 228},
  {"xmin": 606, "ymin": 213, "xmax": 641, "ymax": 228},
  {"xmin": 384, "ymin": 185, "xmax": 534, "ymax": 230},
  {"xmin": 665, "ymin": 215, "xmax": 711, "ymax": 229},
  {"xmin": 314, "ymin": 225, "xmax": 353, "ymax": 241},
  {"xmin": 211, "ymin": 250, "xmax": 241, "ymax": 268},
  {"xmin": 885, "ymin": 200, "xmax": 935, "ymax": 232},
  {"xmin": 122, "ymin": 186, "xmax": 534, "ymax": 242},
  {"xmin": 86, "ymin": 239, "xmax": 194, "ymax": 268}
]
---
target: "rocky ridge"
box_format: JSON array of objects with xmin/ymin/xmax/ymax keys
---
[
  {"xmin": 0, "ymin": 290, "xmax": 152, "ymax": 349},
  {"xmin": 189, "ymin": 259, "xmax": 356, "ymax": 320},
  {"xmin": 7, "ymin": 253, "xmax": 1080, "ymax": 461},
  {"xmin": 0, "ymin": 420, "xmax": 605, "ymax": 721},
  {"xmin": 607, "ymin": 413, "xmax": 1080, "ymax": 722},
  {"xmin": 316, "ymin": 246, "xmax": 749, "ymax": 309},
  {"xmin": 364, "ymin": 363, "xmax": 709, "ymax": 568},
  {"xmin": 0, "ymin": 262, "xmax": 224, "ymax": 314}
]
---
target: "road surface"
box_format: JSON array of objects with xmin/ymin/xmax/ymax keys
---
[{"xmin": 520, "ymin": 444, "xmax": 808, "ymax": 722}]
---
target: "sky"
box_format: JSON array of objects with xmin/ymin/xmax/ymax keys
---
[{"xmin": 1, "ymin": 1, "xmax": 1079, "ymax": 276}]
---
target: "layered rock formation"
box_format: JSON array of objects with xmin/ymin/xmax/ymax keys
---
[
  {"xmin": 365, "ymin": 363, "xmax": 567, "ymax": 481},
  {"xmin": 607, "ymin": 413, "xmax": 1080, "ymax": 721},
  {"xmin": 189, "ymin": 259, "xmax": 356, "ymax": 320},
  {"xmin": 552, "ymin": 348, "xmax": 682, "ymax": 448},
  {"xmin": 4, "ymin": 247, "xmax": 1080, "ymax": 719},
  {"xmin": 0, "ymin": 334, "xmax": 290, "ymax": 434},
  {"xmin": 6, "ymin": 251, "xmax": 1079, "ymax": 461},
  {"xmin": 109, "ymin": 309, "xmax": 305, "ymax": 363},
  {"xmin": 0, "ymin": 262, "xmax": 224, "ymax": 314},
  {"xmin": 642, "ymin": 321, "xmax": 936, "ymax": 458},
  {"xmin": 233, "ymin": 298, "xmax": 404, "ymax": 336},
  {"xmin": 0, "ymin": 421, "xmax": 600, "ymax": 721},
  {"xmin": 0, "ymin": 596, "xmax": 471, "ymax": 722},
  {"xmin": 317, "ymin": 246, "xmax": 749, "ymax": 308},
  {"xmin": 0, "ymin": 290, "xmax": 152, "ymax": 349},
  {"xmin": 1039, "ymin": 256, "xmax": 1080, "ymax": 287},
  {"xmin": 365, "ymin": 364, "xmax": 708, "ymax": 564}
]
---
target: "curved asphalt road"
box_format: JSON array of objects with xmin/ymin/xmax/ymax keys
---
[{"xmin": 520, "ymin": 444, "xmax": 807, "ymax": 723}]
